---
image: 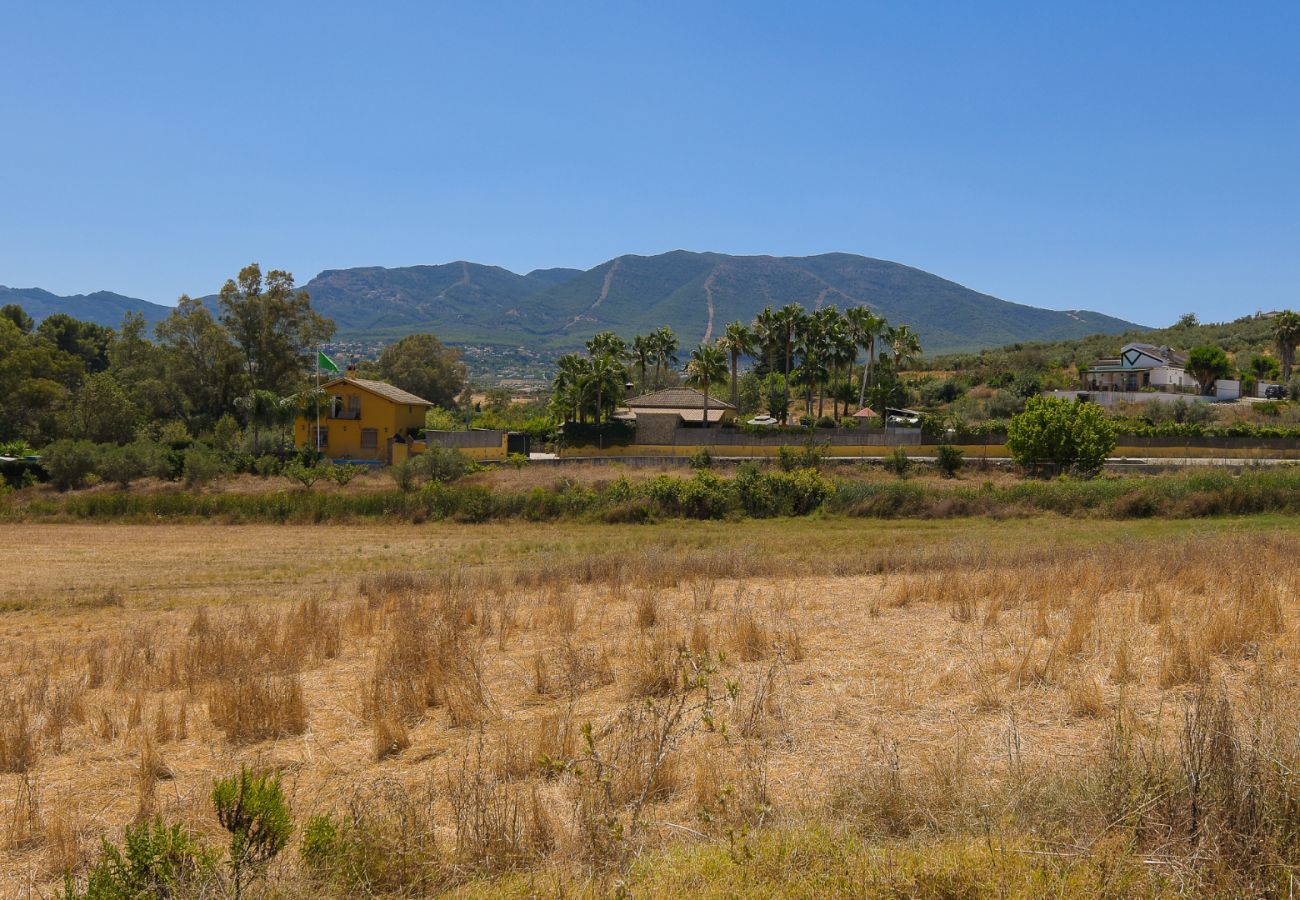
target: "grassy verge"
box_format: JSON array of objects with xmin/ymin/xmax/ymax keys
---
[{"xmin": 7, "ymin": 465, "xmax": 1300, "ymax": 524}]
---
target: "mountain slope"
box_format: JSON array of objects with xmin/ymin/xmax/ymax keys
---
[
  {"xmin": 4, "ymin": 252, "xmax": 1145, "ymax": 355},
  {"xmin": 305, "ymin": 251, "xmax": 1141, "ymax": 354},
  {"xmin": 0, "ymin": 286, "xmax": 172, "ymax": 329}
]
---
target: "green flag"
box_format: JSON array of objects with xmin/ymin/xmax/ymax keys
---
[{"xmin": 318, "ymin": 351, "xmax": 340, "ymax": 374}]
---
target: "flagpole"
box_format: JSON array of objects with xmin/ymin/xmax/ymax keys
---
[{"xmin": 315, "ymin": 347, "xmax": 321, "ymax": 452}]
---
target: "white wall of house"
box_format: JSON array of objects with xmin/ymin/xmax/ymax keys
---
[{"xmin": 1148, "ymin": 366, "xmax": 1198, "ymax": 390}]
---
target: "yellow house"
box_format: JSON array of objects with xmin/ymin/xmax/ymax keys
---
[{"xmin": 294, "ymin": 377, "xmax": 433, "ymax": 464}]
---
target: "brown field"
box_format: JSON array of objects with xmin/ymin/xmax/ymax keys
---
[{"xmin": 5, "ymin": 516, "xmax": 1300, "ymax": 896}]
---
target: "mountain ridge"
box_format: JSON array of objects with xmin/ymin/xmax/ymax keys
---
[{"xmin": 3, "ymin": 251, "xmax": 1146, "ymax": 355}]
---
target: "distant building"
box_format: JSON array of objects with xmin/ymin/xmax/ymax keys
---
[
  {"xmin": 1083, "ymin": 343, "xmax": 1199, "ymax": 393},
  {"xmin": 294, "ymin": 377, "xmax": 433, "ymax": 464},
  {"xmin": 620, "ymin": 388, "xmax": 737, "ymax": 443}
]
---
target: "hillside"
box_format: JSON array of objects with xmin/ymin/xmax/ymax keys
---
[
  {"xmin": 0, "ymin": 285, "xmax": 172, "ymax": 329},
  {"xmin": 938, "ymin": 314, "xmax": 1280, "ymax": 370},
  {"xmin": 294, "ymin": 252, "xmax": 1143, "ymax": 354},
  {"xmin": 4, "ymin": 252, "xmax": 1144, "ymax": 355}
]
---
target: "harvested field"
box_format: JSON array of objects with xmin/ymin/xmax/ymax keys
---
[{"xmin": 5, "ymin": 517, "xmax": 1300, "ymax": 896}]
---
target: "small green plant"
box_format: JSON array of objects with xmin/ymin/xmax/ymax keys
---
[
  {"xmin": 935, "ymin": 444, "xmax": 964, "ymax": 478},
  {"xmin": 883, "ymin": 447, "xmax": 912, "ymax": 478},
  {"xmin": 506, "ymin": 452, "xmax": 530, "ymax": 469},
  {"xmin": 411, "ymin": 445, "xmax": 475, "ymax": 484},
  {"xmin": 62, "ymin": 817, "xmax": 217, "ymax": 899},
  {"xmin": 388, "ymin": 459, "xmax": 417, "ymax": 493},
  {"xmin": 690, "ymin": 447, "xmax": 713, "ymax": 470},
  {"xmin": 777, "ymin": 446, "xmax": 798, "ymax": 472},
  {"xmin": 299, "ymin": 814, "xmax": 340, "ymax": 877},
  {"xmin": 327, "ymin": 463, "xmax": 365, "ymax": 486},
  {"xmin": 182, "ymin": 446, "xmax": 225, "ymax": 488},
  {"xmin": 212, "ymin": 767, "xmax": 293, "ymax": 899},
  {"xmin": 285, "ymin": 461, "xmax": 324, "ymax": 489}
]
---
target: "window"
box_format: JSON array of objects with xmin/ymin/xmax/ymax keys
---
[
  {"xmin": 312, "ymin": 426, "xmax": 328, "ymax": 448},
  {"xmin": 360, "ymin": 428, "xmax": 378, "ymax": 450}
]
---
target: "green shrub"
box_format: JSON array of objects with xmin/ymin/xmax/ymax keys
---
[
  {"xmin": 253, "ymin": 455, "xmax": 283, "ymax": 478},
  {"xmin": 389, "ymin": 459, "xmax": 418, "ymax": 493},
  {"xmin": 182, "ymin": 446, "xmax": 225, "ymax": 488},
  {"xmin": 411, "ymin": 446, "xmax": 474, "ymax": 484},
  {"xmin": 212, "ymin": 767, "xmax": 293, "ymax": 899},
  {"xmin": 62, "ymin": 817, "xmax": 217, "ymax": 899},
  {"xmin": 777, "ymin": 446, "xmax": 798, "ymax": 472},
  {"xmin": 689, "ymin": 447, "xmax": 713, "ymax": 470},
  {"xmin": 1007, "ymin": 395, "xmax": 1116, "ymax": 477},
  {"xmin": 284, "ymin": 461, "xmax": 325, "ymax": 489},
  {"xmin": 816, "ymin": 415, "xmax": 837, "ymax": 428},
  {"xmin": 935, "ymin": 445, "xmax": 964, "ymax": 479},
  {"xmin": 42, "ymin": 440, "xmax": 100, "ymax": 490},
  {"xmin": 98, "ymin": 441, "xmax": 166, "ymax": 488},
  {"xmin": 327, "ymin": 464, "xmax": 365, "ymax": 487},
  {"xmin": 883, "ymin": 447, "xmax": 912, "ymax": 478},
  {"xmin": 505, "ymin": 452, "xmax": 530, "ymax": 469}
]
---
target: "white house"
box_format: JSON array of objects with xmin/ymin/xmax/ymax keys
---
[{"xmin": 1083, "ymin": 343, "xmax": 1200, "ymax": 393}]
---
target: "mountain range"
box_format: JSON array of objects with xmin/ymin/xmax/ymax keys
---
[{"xmin": 2, "ymin": 251, "xmax": 1144, "ymax": 355}]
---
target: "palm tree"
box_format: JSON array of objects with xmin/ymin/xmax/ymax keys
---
[
  {"xmin": 716, "ymin": 321, "xmax": 756, "ymax": 409},
  {"xmin": 586, "ymin": 331, "xmax": 629, "ymax": 362},
  {"xmin": 752, "ymin": 306, "xmax": 781, "ymax": 372},
  {"xmin": 552, "ymin": 353, "xmax": 593, "ymax": 422},
  {"xmin": 1275, "ymin": 311, "xmax": 1300, "ymax": 382},
  {"xmin": 235, "ymin": 388, "xmax": 285, "ymax": 453},
  {"xmin": 845, "ymin": 307, "xmax": 887, "ymax": 408},
  {"xmin": 631, "ymin": 334, "xmax": 653, "ymax": 391},
  {"xmin": 776, "ymin": 304, "xmax": 805, "ymax": 375},
  {"xmin": 826, "ymin": 319, "xmax": 857, "ymax": 418},
  {"xmin": 886, "ymin": 324, "xmax": 922, "ymax": 373},
  {"xmin": 651, "ymin": 326, "xmax": 679, "ymax": 389},
  {"xmin": 684, "ymin": 344, "xmax": 729, "ymax": 428},
  {"xmin": 588, "ymin": 353, "xmax": 626, "ymax": 424}
]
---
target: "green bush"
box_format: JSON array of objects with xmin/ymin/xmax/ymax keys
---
[
  {"xmin": 689, "ymin": 447, "xmax": 713, "ymax": 470},
  {"xmin": 389, "ymin": 459, "xmax": 417, "ymax": 493},
  {"xmin": 62, "ymin": 817, "xmax": 217, "ymax": 899},
  {"xmin": 212, "ymin": 767, "xmax": 293, "ymax": 899},
  {"xmin": 411, "ymin": 446, "xmax": 475, "ymax": 484},
  {"xmin": 182, "ymin": 446, "xmax": 225, "ymax": 488},
  {"xmin": 98, "ymin": 441, "xmax": 166, "ymax": 488},
  {"xmin": 327, "ymin": 464, "xmax": 365, "ymax": 487},
  {"xmin": 1007, "ymin": 396, "xmax": 1116, "ymax": 477},
  {"xmin": 42, "ymin": 440, "xmax": 101, "ymax": 490},
  {"xmin": 253, "ymin": 455, "xmax": 283, "ymax": 478},
  {"xmin": 883, "ymin": 447, "xmax": 912, "ymax": 478},
  {"xmin": 284, "ymin": 461, "xmax": 325, "ymax": 489},
  {"xmin": 935, "ymin": 445, "xmax": 964, "ymax": 479}
]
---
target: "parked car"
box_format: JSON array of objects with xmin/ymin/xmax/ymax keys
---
[{"xmin": 1265, "ymin": 384, "xmax": 1286, "ymax": 400}]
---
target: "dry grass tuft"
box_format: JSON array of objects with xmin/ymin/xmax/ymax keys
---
[{"xmin": 208, "ymin": 674, "xmax": 307, "ymax": 743}]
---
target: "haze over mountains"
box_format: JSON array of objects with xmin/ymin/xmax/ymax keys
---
[{"xmin": 2, "ymin": 251, "xmax": 1144, "ymax": 355}]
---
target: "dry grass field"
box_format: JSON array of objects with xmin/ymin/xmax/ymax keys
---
[{"xmin": 4, "ymin": 516, "xmax": 1300, "ymax": 896}]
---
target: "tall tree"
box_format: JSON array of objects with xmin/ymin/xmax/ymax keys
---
[
  {"xmin": 684, "ymin": 344, "xmax": 728, "ymax": 429},
  {"xmin": 218, "ymin": 263, "xmax": 334, "ymax": 394},
  {"xmin": 631, "ymin": 334, "xmax": 654, "ymax": 391},
  {"xmin": 155, "ymin": 295, "xmax": 245, "ymax": 429},
  {"xmin": 776, "ymin": 304, "xmax": 805, "ymax": 375},
  {"xmin": 651, "ymin": 326, "xmax": 679, "ymax": 389},
  {"xmin": 716, "ymin": 321, "xmax": 756, "ymax": 409},
  {"xmin": 373, "ymin": 333, "xmax": 467, "ymax": 408},
  {"xmin": 1274, "ymin": 311, "xmax": 1300, "ymax": 382},
  {"xmin": 845, "ymin": 307, "xmax": 887, "ymax": 408},
  {"xmin": 886, "ymin": 324, "xmax": 922, "ymax": 373},
  {"xmin": 1185, "ymin": 345, "xmax": 1232, "ymax": 395}
]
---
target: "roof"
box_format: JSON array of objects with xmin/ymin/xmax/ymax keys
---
[
  {"xmin": 625, "ymin": 388, "xmax": 737, "ymax": 410},
  {"xmin": 852, "ymin": 407, "xmax": 879, "ymax": 418},
  {"xmin": 322, "ymin": 377, "xmax": 434, "ymax": 406},
  {"xmin": 633, "ymin": 407, "xmax": 732, "ymax": 423}
]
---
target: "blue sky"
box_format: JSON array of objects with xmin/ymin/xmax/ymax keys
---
[{"xmin": 2, "ymin": 2, "xmax": 1297, "ymax": 327}]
